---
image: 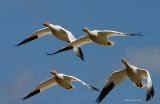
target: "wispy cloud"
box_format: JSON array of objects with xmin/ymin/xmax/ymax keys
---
[
  {"xmin": 0, "ymin": 70, "xmax": 33, "ymax": 103},
  {"xmin": 125, "ymin": 47, "xmax": 160, "ymax": 72}
]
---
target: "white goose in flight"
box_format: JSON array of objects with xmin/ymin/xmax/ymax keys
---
[
  {"xmin": 23, "ymin": 70, "xmax": 99, "ymax": 100},
  {"xmin": 47, "ymin": 27, "xmax": 142, "ymax": 56},
  {"xmin": 96, "ymin": 59, "xmax": 154, "ymax": 104},
  {"xmin": 16, "ymin": 22, "xmax": 84, "ymax": 60}
]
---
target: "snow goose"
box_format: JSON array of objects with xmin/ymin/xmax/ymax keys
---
[
  {"xmin": 47, "ymin": 27, "xmax": 142, "ymax": 56},
  {"xmin": 16, "ymin": 22, "xmax": 84, "ymax": 60},
  {"xmin": 96, "ymin": 59, "xmax": 154, "ymax": 104},
  {"xmin": 23, "ymin": 70, "xmax": 99, "ymax": 100}
]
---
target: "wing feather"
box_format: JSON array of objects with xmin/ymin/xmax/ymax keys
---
[
  {"xmin": 96, "ymin": 69, "xmax": 126, "ymax": 104},
  {"xmin": 66, "ymin": 35, "xmax": 92, "ymax": 47},
  {"xmin": 23, "ymin": 77, "xmax": 57, "ymax": 100},
  {"xmin": 17, "ymin": 27, "xmax": 51, "ymax": 46},
  {"xmin": 63, "ymin": 75, "xmax": 99, "ymax": 91},
  {"xmin": 137, "ymin": 69, "xmax": 154, "ymax": 101},
  {"xmin": 98, "ymin": 30, "xmax": 142, "ymax": 38}
]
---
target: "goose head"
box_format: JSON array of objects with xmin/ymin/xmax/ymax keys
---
[
  {"xmin": 121, "ymin": 58, "xmax": 129, "ymax": 66},
  {"xmin": 107, "ymin": 41, "xmax": 115, "ymax": 46},
  {"xmin": 82, "ymin": 27, "xmax": 90, "ymax": 34},
  {"xmin": 43, "ymin": 21, "xmax": 50, "ymax": 27},
  {"xmin": 50, "ymin": 70, "xmax": 58, "ymax": 76},
  {"xmin": 43, "ymin": 21, "xmax": 56, "ymax": 31}
]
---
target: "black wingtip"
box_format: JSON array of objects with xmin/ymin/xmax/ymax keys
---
[
  {"xmin": 95, "ymin": 97, "xmax": 101, "ymax": 104},
  {"xmin": 95, "ymin": 99, "xmax": 100, "ymax": 104},
  {"xmin": 128, "ymin": 32, "xmax": 143, "ymax": 36},
  {"xmin": 13, "ymin": 44, "xmax": 20, "ymax": 47},
  {"xmin": 23, "ymin": 89, "xmax": 40, "ymax": 100},
  {"xmin": 81, "ymin": 57, "xmax": 84, "ymax": 61},
  {"xmin": 90, "ymin": 85, "xmax": 100, "ymax": 92},
  {"xmin": 46, "ymin": 46, "xmax": 73, "ymax": 56},
  {"xmin": 79, "ymin": 54, "xmax": 84, "ymax": 61},
  {"xmin": 17, "ymin": 35, "xmax": 38, "ymax": 46},
  {"xmin": 75, "ymin": 47, "xmax": 84, "ymax": 61},
  {"xmin": 46, "ymin": 52, "xmax": 56, "ymax": 56},
  {"xmin": 95, "ymin": 82, "xmax": 115, "ymax": 104},
  {"xmin": 146, "ymin": 85, "xmax": 154, "ymax": 101},
  {"xmin": 16, "ymin": 43, "xmax": 23, "ymax": 47}
]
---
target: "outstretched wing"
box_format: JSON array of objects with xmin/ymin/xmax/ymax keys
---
[
  {"xmin": 73, "ymin": 47, "xmax": 84, "ymax": 61},
  {"xmin": 66, "ymin": 35, "xmax": 92, "ymax": 47},
  {"xmin": 16, "ymin": 27, "xmax": 51, "ymax": 46},
  {"xmin": 23, "ymin": 77, "xmax": 57, "ymax": 100},
  {"xmin": 96, "ymin": 69, "xmax": 126, "ymax": 104},
  {"xmin": 63, "ymin": 74, "xmax": 99, "ymax": 92},
  {"xmin": 62, "ymin": 30, "xmax": 84, "ymax": 61},
  {"xmin": 46, "ymin": 35, "xmax": 91, "ymax": 57},
  {"xmin": 98, "ymin": 30, "xmax": 142, "ymax": 38},
  {"xmin": 137, "ymin": 69, "xmax": 154, "ymax": 101}
]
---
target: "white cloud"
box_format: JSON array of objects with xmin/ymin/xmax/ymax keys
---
[{"xmin": 0, "ymin": 70, "xmax": 32, "ymax": 103}]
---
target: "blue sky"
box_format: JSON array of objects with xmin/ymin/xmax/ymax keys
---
[{"xmin": 0, "ymin": 0, "xmax": 159, "ymax": 104}]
